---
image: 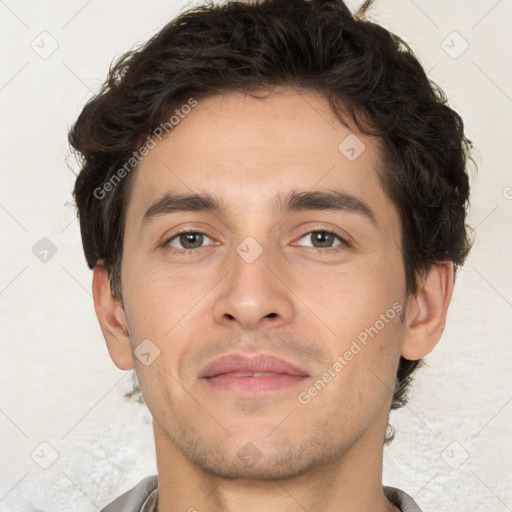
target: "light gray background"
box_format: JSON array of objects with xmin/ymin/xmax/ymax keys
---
[{"xmin": 1, "ymin": 0, "xmax": 511, "ymax": 510}]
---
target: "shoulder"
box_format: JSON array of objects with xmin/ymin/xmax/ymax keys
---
[
  {"xmin": 101, "ymin": 475, "xmax": 158, "ymax": 512},
  {"xmin": 384, "ymin": 486, "xmax": 423, "ymax": 512}
]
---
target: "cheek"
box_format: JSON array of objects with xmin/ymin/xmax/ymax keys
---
[
  {"xmin": 121, "ymin": 253, "xmax": 199, "ymax": 340},
  {"xmin": 295, "ymin": 254, "xmax": 406, "ymax": 401},
  {"xmin": 297, "ymin": 317, "xmax": 403, "ymax": 440},
  {"xmin": 294, "ymin": 255, "xmax": 405, "ymax": 338}
]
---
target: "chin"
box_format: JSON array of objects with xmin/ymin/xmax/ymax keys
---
[{"xmin": 174, "ymin": 429, "xmax": 343, "ymax": 481}]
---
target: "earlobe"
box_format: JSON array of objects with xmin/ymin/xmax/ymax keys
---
[
  {"xmin": 401, "ymin": 261, "xmax": 454, "ymax": 360},
  {"xmin": 92, "ymin": 263, "xmax": 134, "ymax": 370}
]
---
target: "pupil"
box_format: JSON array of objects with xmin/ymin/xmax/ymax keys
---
[
  {"xmin": 314, "ymin": 232, "xmax": 332, "ymax": 247},
  {"xmin": 182, "ymin": 233, "xmax": 203, "ymax": 248}
]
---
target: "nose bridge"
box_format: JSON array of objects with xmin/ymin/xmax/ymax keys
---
[{"xmin": 213, "ymin": 234, "xmax": 295, "ymax": 329}]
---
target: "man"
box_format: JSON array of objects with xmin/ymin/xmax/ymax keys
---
[{"xmin": 69, "ymin": 0, "xmax": 473, "ymax": 510}]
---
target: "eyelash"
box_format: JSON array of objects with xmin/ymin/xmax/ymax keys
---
[{"xmin": 163, "ymin": 229, "xmax": 351, "ymax": 255}]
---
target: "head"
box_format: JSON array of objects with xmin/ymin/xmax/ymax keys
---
[{"xmin": 69, "ymin": 0, "xmax": 473, "ymax": 477}]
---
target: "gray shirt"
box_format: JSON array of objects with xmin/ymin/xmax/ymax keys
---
[{"xmin": 101, "ymin": 475, "xmax": 423, "ymax": 511}]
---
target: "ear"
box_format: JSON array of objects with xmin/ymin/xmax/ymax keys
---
[
  {"xmin": 401, "ymin": 261, "xmax": 454, "ymax": 360},
  {"xmin": 92, "ymin": 262, "xmax": 133, "ymax": 370}
]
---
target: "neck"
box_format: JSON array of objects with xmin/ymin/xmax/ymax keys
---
[{"xmin": 152, "ymin": 420, "xmax": 398, "ymax": 512}]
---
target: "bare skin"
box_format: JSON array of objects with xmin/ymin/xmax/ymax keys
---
[{"xmin": 93, "ymin": 88, "xmax": 453, "ymax": 512}]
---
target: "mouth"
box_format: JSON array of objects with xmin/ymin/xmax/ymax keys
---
[{"xmin": 199, "ymin": 353, "xmax": 309, "ymax": 395}]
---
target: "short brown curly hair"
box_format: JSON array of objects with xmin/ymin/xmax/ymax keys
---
[{"xmin": 69, "ymin": 0, "xmax": 474, "ymax": 435}]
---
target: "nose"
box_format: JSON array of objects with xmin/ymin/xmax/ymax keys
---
[{"xmin": 213, "ymin": 241, "xmax": 295, "ymax": 331}]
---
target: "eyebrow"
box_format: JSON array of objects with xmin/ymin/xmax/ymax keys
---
[
  {"xmin": 142, "ymin": 189, "xmax": 376, "ymax": 226},
  {"xmin": 274, "ymin": 189, "xmax": 376, "ymax": 225}
]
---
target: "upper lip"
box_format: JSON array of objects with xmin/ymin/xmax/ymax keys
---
[{"xmin": 199, "ymin": 353, "xmax": 309, "ymax": 378}]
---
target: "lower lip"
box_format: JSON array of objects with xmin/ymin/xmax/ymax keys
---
[{"xmin": 203, "ymin": 374, "xmax": 307, "ymax": 394}]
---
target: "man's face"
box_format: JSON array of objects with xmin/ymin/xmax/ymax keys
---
[{"xmin": 119, "ymin": 89, "xmax": 409, "ymax": 479}]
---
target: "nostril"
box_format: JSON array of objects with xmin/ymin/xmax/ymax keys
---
[{"xmin": 266, "ymin": 313, "xmax": 277, "ymax": 318}]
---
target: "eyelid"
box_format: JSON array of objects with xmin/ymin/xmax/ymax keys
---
[
  {"xmin": 159, "ymin": 222, "xmax": 221, "ymax": 244},
  {"xmin": 162, "ymin": 226, "xmax": 351, "ymax": 255},
  {"xmin": 163, "ymin": 228, "xmax": 215, "ymax": 251},
  {"xmin": 163, "ymin": 228, "xmax": 352, "ymax": 254},
  {"xmin": 294, "ymin": 228, "xmax": 351, "ymax": 249}
]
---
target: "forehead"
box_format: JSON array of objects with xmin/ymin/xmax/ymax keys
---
[{"xmin": 125, "ymin": 89, "xmax": 393, "ymax": 225}]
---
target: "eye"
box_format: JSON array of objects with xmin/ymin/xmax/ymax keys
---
[
  {"xmin": 166, "ymin": 231, "xmax": 214, "ymax": 251},
  {"xmin": 296, "ymin": 230, "xmax": 349, "ymax": 250},
  {"xmin": 163, "ymin": 229, "xmax": 349, "ymax": 254}
]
